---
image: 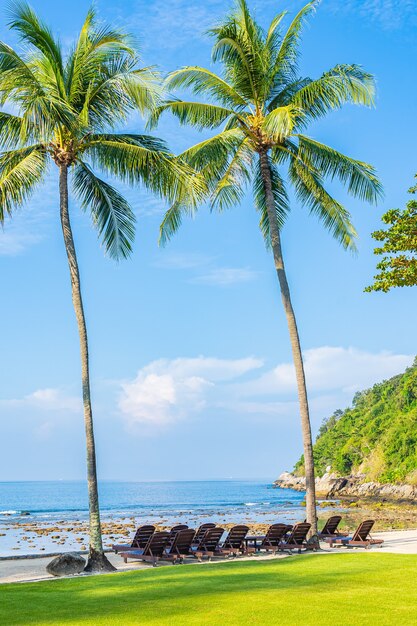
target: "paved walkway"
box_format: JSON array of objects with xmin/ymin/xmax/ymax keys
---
[{"xmin": 1, "ymin": 529, "xmax": 415, "ymax": 584}]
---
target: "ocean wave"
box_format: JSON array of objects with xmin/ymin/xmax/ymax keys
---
[
  {"xmin": 0, "ymin": 510, "xmax": 18, "ymax": 515},
  {"xmin": 244, "ymin": 502, "xmax": 257, "ymax": 506}
]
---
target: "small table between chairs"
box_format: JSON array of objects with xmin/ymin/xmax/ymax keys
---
[{"xmin": 244, "ymin": 535, "xmax": 266, "ymax": 551}]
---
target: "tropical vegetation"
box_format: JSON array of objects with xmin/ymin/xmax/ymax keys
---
[
  {"xmin": 366, "ymin": 177, "xmax": 417, "ymax": 292},
  {"xmin": 0, "ymin": 3, "xmax": 197, "ymax": 571},
  {"xmin": 294, "ymin": 359, "xmax": 417, "ymax": 484},
  {"xmin": 151, "ymin": 0, "xmax": 383, "ymax": 533}
]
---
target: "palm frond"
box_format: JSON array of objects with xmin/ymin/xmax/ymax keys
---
[
  {"xmin": 0, "ymin": 111, "xmax": 29, "ymax": 148},
  {"xmin": 79, "ymin": 57, "xmax": 160, "ymax": 129},
  {"xmin": 165, "ymin": 66, "xmax": 249, "ymax": 110},
  {"xmin": 179, "ymin": 128, "xmax": 246, "ymax": 180},
  {"xmin": 253, "ymin": 155, "xmax": 289, "ymax": 245},
  {"xmin": 267, "ymin": 77, "xmax": 311, "ymax": 111},
  {"xmin": 273, "ymin": 0, "xmax": 319, "ymax": 81},
  {"xmin": 289, "ymin": 156, "xmax": 357, "ymax": 250},
  {"xmin": 265, "ymin": 11, "xmax": 287, "ymax": 53},
  {"xmin": 291, "ymin": 65, "xmax": 375, "ymax": 124},
  {"xmin": 72, "ymin": 160, "xmax": 135, "ymax": 260},
  {"xmin": 0, "ymin": 42, "xmax": 74, "ymax": 137},
  {"xmin": 83, "ymin": 133, "xmax": 206, "ymax": 206},
  {"xmin": 65, "ymin": 11, "xmax": 137, "ymax": 113},
  {"xmin": 7, "ymin": 1, "xmax": 65, "ymax": 97},
  {"xmin": 297, "ymin": 135, "xmax": 383, "ymax": 203},
  {"xmin": 211, "ymin": 137, "xmax": 253, "ymax": 210},
  {"xmin": 149, "ymin": 100, "xmax": 234, "ymax": 130},
  {"xmin": 159, "ymin": 201, "xmax": 193, "ymax": 246},
  {"xmin": 210, "ymin": 21, "xmax": 259, "ymax": 104},
  {"xmin": 262, "ymin": 105, "xmax": 298, "ymax": 142},
  {"xmin": 0, "ymin": 145, "xmax": 47, "ymax": 222}
]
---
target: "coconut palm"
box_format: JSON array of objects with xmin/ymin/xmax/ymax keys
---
[
  {"xmin": 151, "ymin": 0, "xmax": 383, "ymax": 533},
  {"xmin": 0, "ymin": 3, "xmax": 197, "ymax": 570}
]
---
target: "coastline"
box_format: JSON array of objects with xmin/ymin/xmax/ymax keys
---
[
  {"xmin": 275, "ymin": 470, "xmax": 417, "ymax": 502},
  {"xmin": 3, "ymin": 500, "xmax": 417, "ymax": 558},
  {"xmin": 2, "ymin": 476, "xmax": 417, "ymax": 558},
  {"xmin": 0, "ymin": 508, "xmax": 304, "ymax": 558}
]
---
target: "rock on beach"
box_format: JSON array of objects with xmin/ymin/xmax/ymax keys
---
[{"xmin": 46, "ymin": 553, "xmax": 86, "ymax": 577}]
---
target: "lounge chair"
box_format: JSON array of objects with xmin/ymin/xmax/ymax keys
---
[
  {"xmin": 214, "ymin": 525, "xmax": 249, "ymax": 557},
  {"xmin": 162, "ymin": 528, "xmax": 196, "ymax": 564},
  {"xmin": 120, "ymin": 531, "xmax": 171, "ymax": 566},
  {"xmin": 279, "ymin": 522, "xmax": 312, "ymax": 553},
  {"xmin": 167, "ymin": 524, "xmax": 188, "ymax": 545},
  {"xmin": 193, "ymin": 527, "xmax": 225, "ymax": 561},
  {"xmin": 247, "ymin": 523, "xmax": 290, "ymax": 554},
  {"xmin": 192, "ymin": 523, "xmax": 216, "ymax": 545},
  {"xmin": 112, "ymin": 524, "xmax": 155, "ymax": 554},
  {"xmin": 326, "ymin": 520, "xmax": 384, "ymax": 549},
  {"xmin": 318, "ymin": 515, "xmax": 348, "ymax": 539}
]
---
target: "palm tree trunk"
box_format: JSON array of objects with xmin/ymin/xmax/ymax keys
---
[
  {"xmin": 59, "ymin": 164, "xmax": 115, "ymax": 572},
  {"xmin": 259, "ymin": 150, "xmax": 318, "ymax": 535}
]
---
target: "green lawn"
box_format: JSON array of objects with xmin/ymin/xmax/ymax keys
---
[{"xmin": 2, "ymin": 553, "xmax": 416, "ymax": 626}]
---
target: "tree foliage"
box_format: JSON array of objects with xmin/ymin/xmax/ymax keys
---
[
  {"xmin": 294, "ymin": 361, "xmax": 417, "ymax": 483},
  {"xmin": 366, "ymin": 178, "xmax": 417, "ymax": 292},
  {"xmin": 151, "ymin": 0, "xmax": 383, "ymax": 247},
  {"xmin": 0, "ymin": 2, "xmax": 200, "ymax": 259}
]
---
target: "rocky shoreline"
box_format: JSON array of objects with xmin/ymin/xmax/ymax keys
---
[{"xmin": 274, "ymin": 468, "xmax": 417, "ymax": 502}]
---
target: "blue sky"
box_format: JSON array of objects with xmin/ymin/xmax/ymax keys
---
[{"xmin": 0, "ymin": 0, "xmax": 416, "ymax": 482}]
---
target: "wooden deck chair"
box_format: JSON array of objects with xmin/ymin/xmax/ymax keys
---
[
  {"xmin": 120, "ymin": 531, "xmax": 171, "ymax": 566},
  {"xmin": 318, "ymin": 516, "xmax": 348, "ymax": 539},
  {"xmin": 167, "ymin": 524, "xmax": 188, "ymax": 546},
  {"xmin": 193, "ymin": 527, "xmax": 225, "ymax": 562},
  {"xmin": 215, "ymin": 525, "xmax": 249, "ymax": 557},
  {"xmin": 326, "ymin": 520, "xmax": 384, "ymax": 549},
  {"xmin": 247, "ymin": 523, "xmax": 289, "ymax": 555},
  {"xmin": 162, "ymin": 528, "xmax": 196, "ymax": 564},
  {"xmin": 192, "ymin": 523, "xmax": 216, "ymax": 545},
  {"xmin": 279, "ymin": 522, "xmax": 312, "ymax": 554},
  {"xmin": 112, "ymin": 524, "xmax": 155, "ymax": 553}
]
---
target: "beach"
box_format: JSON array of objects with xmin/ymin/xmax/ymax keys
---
[{"xmin": 1, "ymin": 529, "xmax": 416, "ymax": 585}]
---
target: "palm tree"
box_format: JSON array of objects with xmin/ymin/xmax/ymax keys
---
[
  {"xmin": 0, "ymin": 3, "xmax": 196, "ymax": 570},
  {"xmin": 151, "ymin": 0, "xmax": 383, "ymax": 534}
]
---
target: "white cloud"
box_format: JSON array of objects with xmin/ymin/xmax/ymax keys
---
[
  {"xmin": 191, "ymin": 267, "xmax": 258, "ymax": 286},
  {"xmin": 2, "ymin": 387, "xmax": 81, "ymax": 412},
  {"xmin": 118, "ymin": 348, "xmax": 414, "ymax": 432},
  {"xmin": 153, "ymin": 252, "xmax": 215, "ymax": 270},
  {"xmin": 153, "ymin": 250, "xmax": 259, "ymax": 286},
  {"xmin": 239, "ymin": 346, "xmax": 413, "ymax": 397},
  {"xmin": 0, "ymin": 229, "xmax": 44, "ymax": 256},
  {"xmin": 118, "ymin": 356, "xmax": 263, "ymax": 428}
]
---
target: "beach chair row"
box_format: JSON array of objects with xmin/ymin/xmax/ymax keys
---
[
  {"xmin": 113, "ymin": 522, "xmax": 315, "ymax": 566},
  {"xmin": 113, "ymin": 515, "xmax": 384, "ymax": 566}
]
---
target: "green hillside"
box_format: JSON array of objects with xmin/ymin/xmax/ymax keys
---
[{"xmin": 295, "ymin": 358, "xmax": 417, "ymax": 484}]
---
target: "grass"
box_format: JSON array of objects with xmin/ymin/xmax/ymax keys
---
[{"xmin": 2, "ymin": 553, "xmax": 417, "ymax": 625}]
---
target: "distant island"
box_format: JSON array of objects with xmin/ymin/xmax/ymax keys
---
[{"xmin": 276, "ymin": 358, "xmax": 417, "ymax": 501}]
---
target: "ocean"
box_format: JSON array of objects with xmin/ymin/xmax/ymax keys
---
[
  {"xmin": 0, "ymin": 479, "xmax": 306, "ymax": 522},
  {"xmin": 0, "ymin": 480, "xmax": 307, "ymax": 556}
]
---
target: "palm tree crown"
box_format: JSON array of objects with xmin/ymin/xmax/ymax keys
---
[
  {"xmin": 0, "ymin": 2, "xmax": 192, "ymax": 257},
  {"xmin": 152, "ymin": 0, "xmax": 383, "ymax": 245}
]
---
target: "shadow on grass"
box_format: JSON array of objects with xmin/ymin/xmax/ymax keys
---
[{"xmin": 2, "ymin": 553, "xmax": 417, "ymax": 625}]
